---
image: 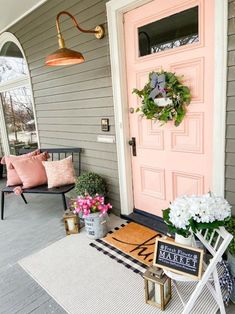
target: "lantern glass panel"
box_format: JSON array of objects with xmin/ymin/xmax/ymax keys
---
[
  {"xmin": 67, "ymin": 217, "xmax": 76, "ymax": 231},
  {"xmin": 147, "ymin": 280, "xmax": 161, "ymax": 304},
  {"xmin": 164, "ymin": 279, "xmax": 170, "ymax": 301}
]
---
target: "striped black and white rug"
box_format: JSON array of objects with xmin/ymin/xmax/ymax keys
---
[
  {"xmin": 90, "ymin": 223, "xmax": 148, "ymax": 275},
  {"xmin": 89, "ymin": 220, "xmax": 232, "ymax": 307}
]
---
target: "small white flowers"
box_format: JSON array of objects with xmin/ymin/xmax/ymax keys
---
[{"xmin": 168, "ymin": 193, "xmax": 231, "ymax": 231}]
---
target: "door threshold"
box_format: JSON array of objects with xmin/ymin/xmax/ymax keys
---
[{"xmin": 121, "ymin": 209, "xmax": 173, "ymax": 238}]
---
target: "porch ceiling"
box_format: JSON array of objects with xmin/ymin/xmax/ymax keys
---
[{"xmin": 0, "ymin": 0, "xmax": 48, "ymax": 34}]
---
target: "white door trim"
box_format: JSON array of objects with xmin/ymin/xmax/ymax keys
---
[
  {"xmin": 106, "ymin": 0, "xmax": 227, "ymax": 215},
  {"xmin": 212, "ymin": 0, "xmax": 227, "ymax": 196},
  {"xmin": 0, "ymin": 32, "xmax": 40, "ymax": 155}
]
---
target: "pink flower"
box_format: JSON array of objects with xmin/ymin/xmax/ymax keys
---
[
  {"xmin": 72, "ymin": 194, "xmax": 112, "ymax": 217},
  {"xmin": 83, "ymin": 208, "xmax": 90, "ymax": 217}
]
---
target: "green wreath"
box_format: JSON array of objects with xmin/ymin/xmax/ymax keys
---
[{"xmin": 133, "ymin": 71, "xmax": 191, "ymax": 126}]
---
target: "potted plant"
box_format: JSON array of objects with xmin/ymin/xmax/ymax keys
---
[
  {"xmin": 225, "ymin": 217, "xmax": 235, "ymax": 303},
  {"xmin": 163, "ymin": 196, "xmax": 193, "ymax": 246},
  {"xmin": 75, "ymin": 172, "xmax": 107, "ymax": 197},
  {"xmin": 72, "ymin": 194, "xmax": 112, "ymax": 239},
  {"xmin": 163, "ymin": 193, "xmax": 231, "ymax": 246}
]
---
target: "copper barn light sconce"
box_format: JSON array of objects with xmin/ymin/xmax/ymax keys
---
[{"xmin": 45, "ymin": 11, "xmax": 105, "ymax": 66}]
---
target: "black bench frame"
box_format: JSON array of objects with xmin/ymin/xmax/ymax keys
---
[{"xmin": 1, "ymin": 148, "xmax": 81, "ymax": 220}]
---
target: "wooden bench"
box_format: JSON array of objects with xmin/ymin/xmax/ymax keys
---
[{"xmin": 1, "ymin": 148, "xmax": 81, "ymax": 220}]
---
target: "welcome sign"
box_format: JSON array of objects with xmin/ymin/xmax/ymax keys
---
[{"xmin": 153, "ymin": 238, "xmax": 203, "ymax": 280}]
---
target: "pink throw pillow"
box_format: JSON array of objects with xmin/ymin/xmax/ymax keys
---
[
  {"xmin": 42, "ymin": 156, "xmax": 76, "ymax": 188},
  {"xmin": 1, "ymin": 149, "xmax": 40, "ymax": 165},
  {"xmin": 11, "ymin": 153, "xmax": 48, "ymax": 188},
  {"xmin": 2, "ymin": 149, "xmax": 41, "ymax": 186}
]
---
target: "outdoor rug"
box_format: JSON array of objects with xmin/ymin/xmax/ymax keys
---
[
  {"xmin": 18, "ymin": 214, "xmax": 219, "ymax": 314},
  {"xmin": 89, "ymin": 222, "xmax": 163, "ymax": 274}
]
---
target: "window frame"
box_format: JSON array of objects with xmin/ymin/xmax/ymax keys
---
[
  {"xmin": 0, "ymin": 32, "xmax": 39, "ymax": 155},
  {"xmin": 137, "ymin": 6, "xmax": 199, "ymax": 58}
]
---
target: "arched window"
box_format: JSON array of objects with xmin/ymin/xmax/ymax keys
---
[{"xmin": 0, "ymin": 32, "xmax": 38, "ymax": 155}]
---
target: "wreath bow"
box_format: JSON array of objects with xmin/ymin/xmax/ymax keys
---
[{"xmin": 149, "ymin": 73, "xmax": 166, "ymax": 100}]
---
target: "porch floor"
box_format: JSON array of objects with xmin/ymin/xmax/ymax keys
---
[
  {"xmin": 0, "ymin": 179, "xmax": 66, "ymax": 314},
  {"xmin": 0, "ymin": 177, "xmax": 235, "ymax": 313}
]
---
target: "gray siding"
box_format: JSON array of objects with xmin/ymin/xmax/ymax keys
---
[
  {"xmin": 8, "ymin": 0, "xmax": 120, "ymax": 213},
  {"xmin": 227, "ymin": 0, "xmax": 235, "ymax": 214},
  {"xmin": 0, "ymin": 138, "xmax": 2, "ymax": 156},
  {"xmin": 4, "ymin": 0, "xmax": 234, "ymax": 216}
]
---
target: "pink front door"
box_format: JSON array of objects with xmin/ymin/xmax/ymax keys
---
[{"xmin": 124, "ymin": 0, "xmax": 214, "ymax": 216}]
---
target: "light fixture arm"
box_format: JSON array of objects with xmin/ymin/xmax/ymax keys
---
[{"xmin": 56, "ymin": 11, "xmax": 104, "ymax": 49}]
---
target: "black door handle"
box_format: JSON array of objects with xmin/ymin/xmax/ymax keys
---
[{"xmin": 128, "ymin": 137, "xmax": 137, "ymax": 156}]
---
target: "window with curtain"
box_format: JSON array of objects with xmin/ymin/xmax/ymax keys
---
[{"xmin": 0, "ymin": 39, "xmax": 38, "ymax": 155}]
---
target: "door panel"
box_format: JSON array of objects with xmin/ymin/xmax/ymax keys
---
[{"xmin": 124, "ymin": 0, "xmax": 214, "ymax": 216}]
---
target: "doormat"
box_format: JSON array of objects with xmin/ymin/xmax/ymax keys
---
[{"xmin": 89, "ymin": 222, "xmax": 164, "ymax": 274}]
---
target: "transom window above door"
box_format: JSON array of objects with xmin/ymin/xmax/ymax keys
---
[
  {"xmin": 138, "ymin": 6, "xmax": 199, "ymax": 57},
  {"xmin": 0, "ymin": 34, "xmax": 38, "ymax": 155}
]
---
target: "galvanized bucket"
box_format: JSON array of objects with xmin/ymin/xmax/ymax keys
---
[{"xmin": 84, "ymin": 212, "xmax": 108, "ymax": 239}]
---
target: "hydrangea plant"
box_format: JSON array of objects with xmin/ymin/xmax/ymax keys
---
[{"xmin": 163, "ymin": 193, "xmax": 231, "ymax": 237}]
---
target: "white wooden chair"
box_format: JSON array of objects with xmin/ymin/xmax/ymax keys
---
[{"xmin": 165, "ymin": 227, "xmax": 233, "ymax": 314}]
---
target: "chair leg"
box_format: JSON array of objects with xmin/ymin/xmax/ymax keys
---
[
  {"xmin": 20, "ymin": 193, "xmax": 28, "ymax": 204},
  {"xmin": 1, "ymin": 191, "xmax": 5, "ymax": 220},
  {"xmin": 62, "ymin": 193, "xmax": 67, "ymax": 211},
  {"xmin": 213, "ymin": 269, "xmax": 226, "ymax": 314}
]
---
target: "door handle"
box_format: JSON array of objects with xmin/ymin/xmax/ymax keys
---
[{"xmin": 128, "ymin": 137, "xmax": 137, "ymax": 156}]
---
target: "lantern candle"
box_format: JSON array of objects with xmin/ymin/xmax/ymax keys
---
[
  {"xmin": 67, "ymin": 218, "xmax": 75, "ymax": 231},
  {"xmin": 63, "ymin": 210, "xmax": 79, "ymax": 235}
]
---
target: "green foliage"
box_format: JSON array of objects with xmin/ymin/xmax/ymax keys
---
[
  {"xmin": 162, "ymin": 207, "xmax": 230, "ymax": 238},
  {"xmin": 162, "ymin": 208, "xmax": 192, "ymax": 238},
  {"xmin": 75, "ymin": 172, "xmax": 107, "ymax": 197},
  {"xmin": 225, "ymin": 217, "xmax": 235, "ymax": 256},
  {"xmin": 132, "ymin": 71, "xmax": 191, "ymax": 126}
]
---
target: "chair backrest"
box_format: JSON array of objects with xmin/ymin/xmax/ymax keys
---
[{"xmin": 195, "ymin": 227, "xmax": 233, "ymax": 258}]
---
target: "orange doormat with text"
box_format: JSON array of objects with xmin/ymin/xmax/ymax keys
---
[{"xmin": 103, "ymin": 222, "xmax": 163, "ymax": 266}]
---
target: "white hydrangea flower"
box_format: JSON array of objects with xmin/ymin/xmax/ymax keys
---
[{"xmin": 168, "ymin": 193, "xmax": 231, "ymax": 230}]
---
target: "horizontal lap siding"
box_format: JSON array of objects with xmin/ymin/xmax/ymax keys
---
[
  {"xmin": 8, "ymin": 0, "xmax": 121, "ymax": 214},
  {"xmin": 227, "ymin": 0, "xmax": 235, "ymax": 214},
  {"xmin": 0, "ymin": 138, "xmax": 2, "ymax": 156}
]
